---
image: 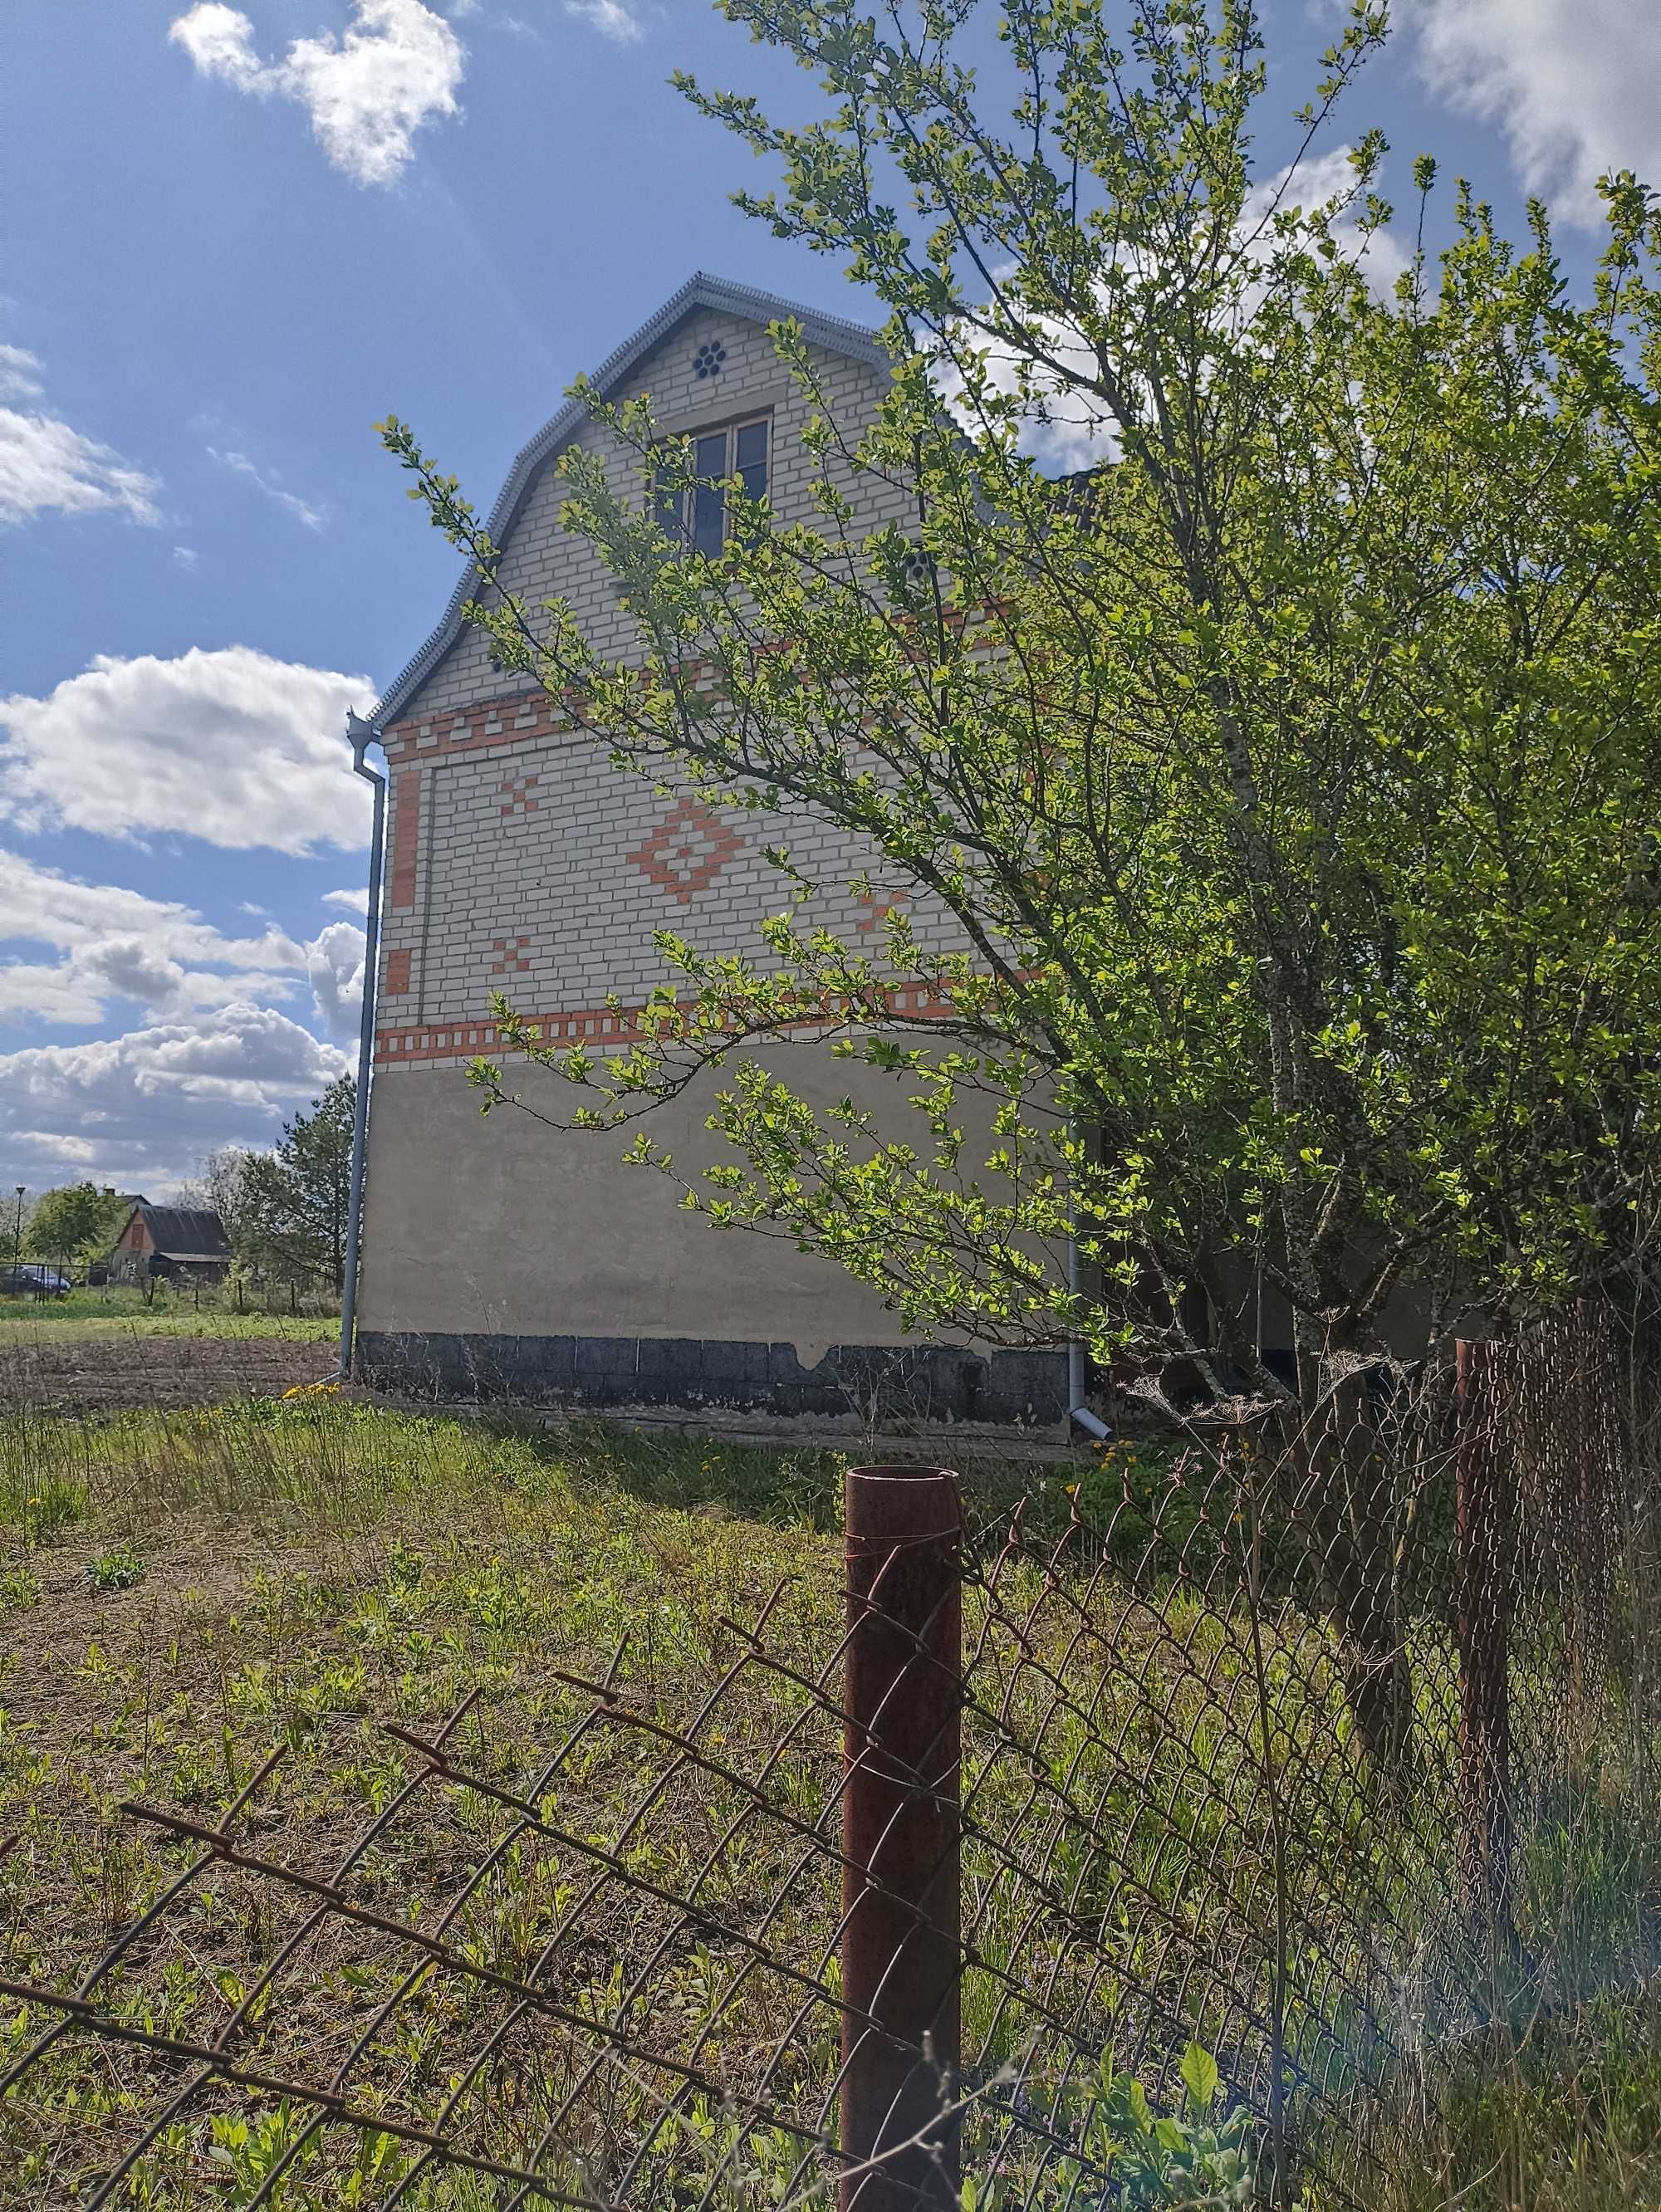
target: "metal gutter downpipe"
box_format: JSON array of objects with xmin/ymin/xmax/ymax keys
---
[{"xmin": 338, "ymin": 710, "xmax": 386, "ymax": 1382}]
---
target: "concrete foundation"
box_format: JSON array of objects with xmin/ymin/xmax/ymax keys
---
[{"xmin": 355, "ymin": 1329, "xmax": 1068, "ymax": 1424}]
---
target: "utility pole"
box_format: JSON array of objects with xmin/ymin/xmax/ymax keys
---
[{"xmin": 12, "ymin": 1187, "xmax": 23, "ymax": 1270}]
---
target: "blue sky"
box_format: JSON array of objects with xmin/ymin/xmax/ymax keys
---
[{"xmin": 1, "ymin": 0, "xmax": 1656, "ymax": 1198}]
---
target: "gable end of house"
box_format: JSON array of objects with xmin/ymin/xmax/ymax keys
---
[{"xmin": 372, "ymin": 272, "xmax": 891, "ymax": 729}]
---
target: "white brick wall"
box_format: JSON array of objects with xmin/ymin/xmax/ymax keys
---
[
  {"xmin": 404, "ymin": 310, "xmax": 914, "ymax": 719},
  {"xmin": 376, "ymin": 305, "xmax": 966, "ymax": 1034},
  {"xmin": 380, "ymin": 727, "xmax": 961, "ymax": 1025}
]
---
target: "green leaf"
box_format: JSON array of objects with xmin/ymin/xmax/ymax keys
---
[{"xmin": 1180, "ymin": 2043, "xmax": 1222, "ymax": 2110}]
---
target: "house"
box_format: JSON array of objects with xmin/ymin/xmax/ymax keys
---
[
  {"xmin": 353, "ymin": 273, "xmax": 1067, "ymax": 1425},
  {"xmin": 109, "ymin": 1203, "xmax": 233, "ymax": 1287}
]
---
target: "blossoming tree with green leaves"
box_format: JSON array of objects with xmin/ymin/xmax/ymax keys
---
[{"xmin": 383, "ymin": 1, "xmax": 1661, "ymax": 1752}]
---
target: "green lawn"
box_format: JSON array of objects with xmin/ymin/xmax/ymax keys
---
[
  {"xmin": 0, "ymin": 1285, "xmax": 336, "ymax": 1340},
  {"xmin": 0, "ymin": 1398, "xmax": 1655, "ymax": 2208}
]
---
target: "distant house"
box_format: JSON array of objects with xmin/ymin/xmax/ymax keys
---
[{"xmin": 109, "ymin": 1203, "xmax": 233, "ymax": 1287}]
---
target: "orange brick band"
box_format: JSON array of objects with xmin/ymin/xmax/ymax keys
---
[
  {"xmin": 374, "ymin": 983, "xmax": 956, "ymax": 1067},
  {"xmin": 377, "ymin": 663, "xmax": 733, "ymax": 769}
]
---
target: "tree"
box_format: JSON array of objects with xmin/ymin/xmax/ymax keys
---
[
  {"xmin": 24, "ymin": 1184, "xmax": 132, "ymax": 1269},
  {"xmin": 176, "ymin": 1147, "xmax": 257, "ymax": 1250},
  {"xmin": 233, "ymin": 1078, "xmax": 356, "ymax": 1292},
  {"xmin": 384, "ymin": 5, "xmax": 1661, "ymax": 1751}
]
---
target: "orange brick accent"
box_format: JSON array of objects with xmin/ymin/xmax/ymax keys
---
[
  {"xmin": 373, "ymin": 984, "xmax": 957, "ymax": 1067},
  {"xmin": 498, "ymin": 774, "xmax": 541, "ymax": 817},
  {"xmin": 385, "ymin": 947, "xmax": 412, "ymax": 995},
  {"xmin": 626, "ymin": 799, "xmax": 742, "ymax": 903},
  {"xmin": 375, "ymin": 665, "xmax": 725, "ymax": 768},
  {"xmin": 379, "ymin": 687, "xmax": 596, "ymax": 766},
  {"xmin": 390, "ymin": 771, "xmax": 420, "ymax": 908},
  {"xmin": 855, "ymin": 888, "xmax": 912, "ymax": 932}
]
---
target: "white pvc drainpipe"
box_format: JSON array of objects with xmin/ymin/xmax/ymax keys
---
[
  {"xmin": 1067, "ymin": 1222, "xmax": 1111, "ymax": 1441},
  {"xmin": 338, "ymin": 710, "xmax": 386, "ymax": 1382}
]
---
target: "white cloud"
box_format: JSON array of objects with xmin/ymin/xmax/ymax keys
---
[
  {"xmin": 0, "ymin": 347, "xmax": 163, "ymax": 529},
  {"xmin": 0, "ymin": 849, "xmax": 307, "ymax": 1027},
  {"xmin": 305, "ymin": 919, "xmax": 367, "ymax": 1038},
  {"xmin": 170, "ymin": 1, "xmax": 267, "ymax": 86},
  {"xmin": 0, "ymin": 850, "xmax": 303, "ymax": 974},
  {"xmin": 936, "ymin": 146, "xmax": 1407, "ymax": 473},
  {"xmin": 174, "ymin": 544, "xmax": 200, "ymax": 569},
  {"xmin": 1406, "ymin": 0, "xmax": 1661, "ymax": 226},
  {"xmin": 0, "ymin": 647, "xmax": 375, "ymax": 855},
  {"xmin": 169, "ymin": 0, "xmax": 466, "ymax": 188},
  {"xmin": 0, "ymin": 346, "xmax": 44, "ymax": 402},
  {"xmin": 321, "ymin": 887, "xmax": 369, "ymax": 913},
  {"xmin": 208, "ymin": 446, "xmax": 327, "ymax": 531},
  {"xmin": 0, "ymin": 849, "xmax": 370, "ymax": 1044},
  {"xmin": 563, "ymin": 0, "xmax": 642, "ymax": 43},
  {"xmin": 0, "ymin": 1004, "xmax": 350, "ymax": 1192},
  {"xmin": 1240, "ymin": 147, "xmax": 1410, "ymax": 291}
]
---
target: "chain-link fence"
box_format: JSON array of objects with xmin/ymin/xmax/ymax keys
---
[{"xmin": 2, "ymin": 1307, "xmax": 1657, "ymax": 2207}]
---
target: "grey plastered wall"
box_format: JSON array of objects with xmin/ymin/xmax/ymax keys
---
[{"xmin": 357, "ymin": 1053, "xmax": 1067, "ymax": 1423}]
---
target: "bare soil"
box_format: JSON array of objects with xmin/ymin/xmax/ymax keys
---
[{"xmin": 0, "ymin": 1331, "xmax": 336, "ymax": 1412}]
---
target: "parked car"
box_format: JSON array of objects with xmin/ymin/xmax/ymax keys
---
[{"xmin": 0, "ymin": 1264, "xmax": 72, "ymax": 1298}]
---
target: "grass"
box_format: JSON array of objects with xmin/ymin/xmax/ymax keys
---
[
  {"xmin": 1347, "ymin": 1981, "xmax": 1661, "ymax": 2211},
  {"xmin": 0, "ymin": 1286, "xmax": 337, "ymax": 1340},
  {"xmin": 0, "ymin": 1401, "xmax": 852, "ymax": 2206},
  {"xmin": 0, "ymin": 1392, "xmax": 1656, "ymax": 2207}
]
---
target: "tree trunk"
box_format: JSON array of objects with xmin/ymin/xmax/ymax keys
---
[{"xmin": 1283, "ymin": 1360, "xmax": 1416, "ymax": 1776}]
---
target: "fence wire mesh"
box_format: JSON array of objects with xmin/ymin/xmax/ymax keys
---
[{"xmin": 2, "ymin": 1306, "xmax": 1657, "ymax": 2208}]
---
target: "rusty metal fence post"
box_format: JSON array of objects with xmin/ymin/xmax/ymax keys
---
[
  {"xmin": 1455, "ymin": 1339, "xmax": 1513, "ymax": 1941},
  {"xmin": 840, "ymin": 1466, "xmax": 963, "ymax": 2212}
]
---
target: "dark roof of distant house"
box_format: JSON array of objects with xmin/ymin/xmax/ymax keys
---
[{"xmin": 122, "ymin": 1204, "xmax": 232, "ymax": 1261}]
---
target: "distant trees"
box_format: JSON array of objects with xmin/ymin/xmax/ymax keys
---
[
  {"xmin": 224, "ymin": 1076, "xmax": 357, "ymax": 1293},
  {"xmin": 23, "ymin": 1184, "xmax": 132, "ymax": 1268},
  {"xmin": 176, "ymin": 1147, "xmax": 257, "ymax": 1251}
]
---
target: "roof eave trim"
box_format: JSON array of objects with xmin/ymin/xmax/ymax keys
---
[{"xmin": 369, "ymin": 272, "xmax": 890, "ymax": 727}]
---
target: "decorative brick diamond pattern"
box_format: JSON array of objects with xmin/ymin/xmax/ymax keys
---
[
  {"xmin": 490, "ymin": 935, "xmax": 532, "ymax": 976},
  {"xmin": 626, "ymin": 799, "xmax": 742, "ymax": 904},
  {"xmin": 499, "ymin": 774, "xmax": 541, "ymax": 818}
]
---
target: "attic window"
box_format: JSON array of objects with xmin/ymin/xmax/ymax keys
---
[
  {"xmin": 654, "ymin": 415, "xmax": 770, "ymax": 555},
  {"xmin": 693, "ymin": 340, "xmax": 727, "ymax": 381}
]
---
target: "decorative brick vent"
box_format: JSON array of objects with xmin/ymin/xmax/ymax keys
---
[
  {"xmin": 490, "ymin": 934, "xmax": 532, "ymax": 976},
  {"xmin": 693, "ymin": 340, "xmax": 727, "ymax": 380},
  {"xmin": 626, "ymin": 799, "xmax": 742, "ymax": 903}
]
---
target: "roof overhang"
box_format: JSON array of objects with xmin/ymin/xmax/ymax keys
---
[{"xmin": 370, "ymin": 272, "xmax": 890, "ymax": 727}]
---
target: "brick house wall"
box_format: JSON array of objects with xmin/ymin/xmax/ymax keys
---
[{"xmin": 356, "ymin": 285, "xmax": 1067, "ymax": 1427}]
